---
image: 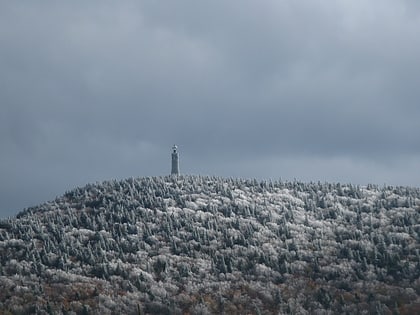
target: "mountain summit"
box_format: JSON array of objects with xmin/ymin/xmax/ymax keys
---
[{"xmin": 0, "ymin": 176, "xmax": 419, "ymax": 314}]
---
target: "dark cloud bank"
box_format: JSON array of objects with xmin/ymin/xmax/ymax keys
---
[{"xmin": 1, "ymin": 1, "xmax": 420, "ymax": 217}]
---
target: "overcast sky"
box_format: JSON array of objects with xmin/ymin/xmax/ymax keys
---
[{"xmin": 1, "ymin": 1, "xmax": 420, "ymax": 218}]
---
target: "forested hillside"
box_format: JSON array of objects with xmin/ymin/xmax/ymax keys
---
[{"xmin": 0, "ymin": 176, "xmax": 419, "ymax": 314}]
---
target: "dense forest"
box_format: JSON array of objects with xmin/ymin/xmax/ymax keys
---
[{"xmin": 0, "ymin": 175, "xmax": 419, "ymax": 314}]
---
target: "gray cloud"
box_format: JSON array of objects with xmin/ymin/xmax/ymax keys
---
[{"xmin": 1, "ymin": 1, "xmax": 420, "ymax": 217}]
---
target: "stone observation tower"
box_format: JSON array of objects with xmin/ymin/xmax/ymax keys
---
[{"xmin": 171, "ymin": 145, "xmax": 180, "ymax": 175}]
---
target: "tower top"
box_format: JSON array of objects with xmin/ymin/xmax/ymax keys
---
[{"xmin": 172, "ymin": 144, "xmax": 178, "ymax": 152}]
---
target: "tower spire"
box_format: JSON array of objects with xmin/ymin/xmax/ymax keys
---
[{"xmin": 171, "ymin": 145, "xmax": 179, "ymax": 175}]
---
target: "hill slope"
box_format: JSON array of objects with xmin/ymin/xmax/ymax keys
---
[{"xmin": 0, "ymin": 175, "xmax": 419, "ymax": 314}]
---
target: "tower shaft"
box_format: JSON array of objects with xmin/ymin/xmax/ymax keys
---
[{"xmin": 171, "ymin": 145, "xmax": 179, "ymax": 175}]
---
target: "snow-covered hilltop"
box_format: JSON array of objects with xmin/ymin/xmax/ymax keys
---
[{"xmin": 0, "ymin": 176, "xmax": 419, "ymax": 314}]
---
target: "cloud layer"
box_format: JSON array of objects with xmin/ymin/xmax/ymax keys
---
[{"xmin": 1, "ymin": 1, "xmax": 420, "ymax": 217}]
